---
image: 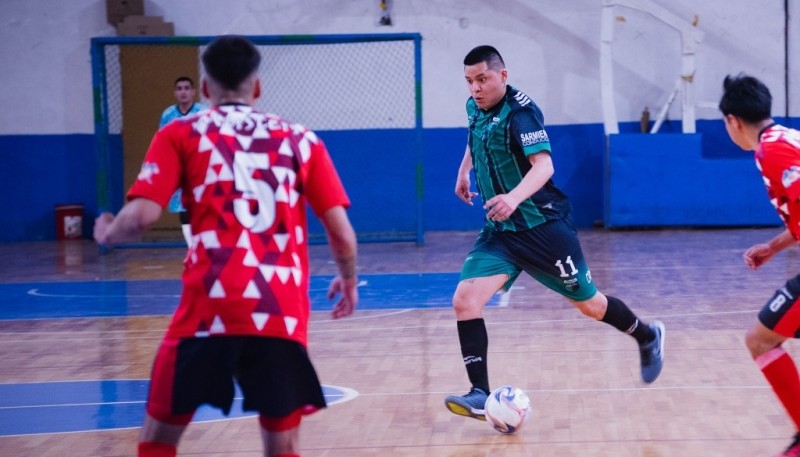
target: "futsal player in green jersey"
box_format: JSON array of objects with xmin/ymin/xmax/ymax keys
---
[{"xmin": 444, "ymin": 45, "xmax": 665, "ymax": 420}]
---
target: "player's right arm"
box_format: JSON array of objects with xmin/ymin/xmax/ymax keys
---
[
  {"xmin": 95, "ymin": 124, "xmax": 181, "ymax": 248},
  {"xmin": 455, "ymin": 145, "xmax": 478, "ymax": 205},
  {"xmin": 94, "ymin": 198, "xmax": 163, "ymax": 247},
  {"xmin": 744, "ymin": 229, "xmax": 795, "ymax": 269}
]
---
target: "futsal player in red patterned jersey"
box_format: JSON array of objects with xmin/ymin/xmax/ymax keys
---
[
  {"xmin": 720, "ymin": 73, "xmax": 800, "ymax": 457},
  {"xmin": 94, "ymin": 36, "xmax": 358, "ymax": 457}
]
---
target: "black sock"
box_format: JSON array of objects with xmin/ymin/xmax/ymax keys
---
[
  {"xmin": 457, "ymin": 318, "xmax": 490, "ymax": 393},
  {"xmin": 601, "ymin": 295, "xmax": 654, "ymax": 345}
]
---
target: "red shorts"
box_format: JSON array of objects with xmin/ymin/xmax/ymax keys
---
[
  {"xmin": 146, "ymin": 335, "xmax": 326, "ymax": 424},
  {"xmin": 758, "ymin": 275, "xmax": 800, "ymax": 338}
]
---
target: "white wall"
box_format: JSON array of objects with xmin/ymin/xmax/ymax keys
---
[{"xmin": 0, "ymin": 0, "xmax": 795, "ymax": 134}]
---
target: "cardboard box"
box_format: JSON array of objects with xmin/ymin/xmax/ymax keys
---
[
  {"xmin": 116, "ymin": 20, "xmax": 175, "ymax": 37},
  {"xmin": 116, "ymin": 15, "xmax": 175, "ymax": 37},
  {"xmin": 119, "ymin": 15, "xmax": 165, "ymax": 26},
  {"xmin": 106, "ymin": 0, "xmax": 144, "ymax": 25}
]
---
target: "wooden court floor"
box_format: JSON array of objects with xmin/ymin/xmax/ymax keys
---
[{"xmin": 1, "ymin": 227, "xmax": 798, "ymax": 456}]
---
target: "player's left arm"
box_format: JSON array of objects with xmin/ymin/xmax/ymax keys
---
[
  {"xmin": 302, "ymin": 134, "xmax": 358, "ymax": 318},
  {"xmin": 485, "ymin": 152, "xmax": 553, "ymax": 222},
  {"xmin": 744, "ymin": 229, "xmax": 795, "ymax": 269},
  {"xmin": 94, "ymin": 198, "xmax": 163, "ymax": 247},
  {"xmin": 744, "ymin": 147, "xmax": 800, "ymax": 268},
  {"xmin": 320, "ymin": 206, "xmax": 358, "ymax": 319}
]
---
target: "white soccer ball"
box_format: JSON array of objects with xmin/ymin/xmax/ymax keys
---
[{"xmin": 484, "ymin": 385, "xmax": 531, "ymax": 434}]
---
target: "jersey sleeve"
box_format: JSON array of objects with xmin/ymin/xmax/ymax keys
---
[
  {"xmin": 510, "ymin": 108, "xmax": 551, "ymax": 156},
  {"xmin": 127, "ymin": 124, "xmax": 181, "ymax": 207},
  {"xmin": 466, "ymin": 98, "xmax": 477, "ymax": 145},
  {"xmin": 302, "ymin": 134, "xmax": 351, "ymax": 217},
  {"xmin": 761, "ymin": 142, "xmax": 800, "ymax": 202},
  {"xmin": 778, "ymin": 144, "xmax": 800, "ymax": 202},
  {"xmin": 158, "ymin": 107, "xmax": 171, "ymax": 129},
  {"xmin": 787, "ymin": 180, "xmax": 800, "ymax": 203}
]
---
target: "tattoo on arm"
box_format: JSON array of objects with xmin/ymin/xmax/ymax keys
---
[{"xmin": 335, "ymin": 255, "xmax": 356, "ymax": 279}]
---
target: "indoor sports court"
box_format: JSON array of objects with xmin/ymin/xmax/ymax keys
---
[
  {"xmin": 1, "ymin": 1, "xmax": 799, "ymax": 456},
  {"xmin": 1, "ymin": 228, "xmax": 798, "ymax": 456}
]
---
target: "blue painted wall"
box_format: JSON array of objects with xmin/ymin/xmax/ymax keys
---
[
  {"xmin": 605, "ymin": 133, "xmax": 775, "ymax": 227},
  {"xmin": 0, "ymin": 135, "xmax": 99, "ymax": 242},
  {"xmin": 3, "ymin": 119, "xmax": 798, "ymax": 242},
  {"xmin": 605, "ymin": 117, "xmax": 800, "ymax": 228}
]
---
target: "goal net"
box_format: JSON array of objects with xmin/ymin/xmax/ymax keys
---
[{"xmin": 91, "ymin": 33, "xmax": 424, "ymax": 246}]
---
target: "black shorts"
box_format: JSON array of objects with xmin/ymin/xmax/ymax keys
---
[
  {"xmin": 146, "ymin": 336, "xmax": 326, "ymax": 421},
  {"xmin": 461, "ymin": 216, "xmax": 597, "ymax": 301},
  {"xmin": 758, "ymin": 274, "xmax": 800, "ymax": 338}
]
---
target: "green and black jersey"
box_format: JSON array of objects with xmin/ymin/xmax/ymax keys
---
[{"xmin": 466, "ymin": 85, "xmax": 571, "ymax": 231}]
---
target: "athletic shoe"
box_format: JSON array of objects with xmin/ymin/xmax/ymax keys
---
[
  {"xmin": 639, "ymin": 320, "xmax": 665, "ymax": 383},
  {"xmin": 444, "ymin": 387, "xmax": 488, "ymax": 421},
  {"xmin": 777, "ymin": 433, "xmax": 800, "ymax": 457}
]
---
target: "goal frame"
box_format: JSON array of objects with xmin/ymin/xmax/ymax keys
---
[{"xmin": 90, "ymin": 33, "xmax": 424, "ymax": 246}]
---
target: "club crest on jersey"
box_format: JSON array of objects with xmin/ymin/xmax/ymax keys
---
[
  {"xmin": 520, "ymin": 130, "xmax": 548, "ymax": 147},
  {"xmin": 781, "ymin": 165, "xmax": 800, "ymax": 188},
  {"xmin": 137, "ymin": 162, "xmax": 160, "ymax": 184}
]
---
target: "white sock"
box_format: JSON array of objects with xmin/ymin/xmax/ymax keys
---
[{"xmin": 181, "ymin": 224, "xmax": 192, "ymax": 247}]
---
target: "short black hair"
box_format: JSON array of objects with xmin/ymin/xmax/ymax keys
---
[
  {"xmin": 174, "ymin": 76, "xmax": 194, "ymax": 87},
  {"xmin": 718, "ymin": 73, "xmax": 772, "ymax": 123},
  {"xmin": 463, "ymin": 45, "xmax": 505, "ymax": 72},
  {"xmin": 202, "ymin": 35, "xmax": 261, "ymax": 91}
]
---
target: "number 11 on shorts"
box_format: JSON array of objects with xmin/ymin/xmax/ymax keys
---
[{"xmin": 555, "ymin": 256, "xmax": 577, "ymax": 278}]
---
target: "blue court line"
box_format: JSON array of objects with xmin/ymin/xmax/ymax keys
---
[
  {"xmin": 0, "ymin": 380, "xmax": 352, "ymax": 436},
  {"xmin": 0, "ymin": 273, "xmax": 495, "ymax": 320}
]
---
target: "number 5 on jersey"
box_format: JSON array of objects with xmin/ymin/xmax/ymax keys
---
[{"xmin": 233, "ymin": 151, "xmax": 275, "ymax": 233}]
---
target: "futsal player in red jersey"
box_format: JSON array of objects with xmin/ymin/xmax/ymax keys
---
[
  {"xmin": 720, "ymin": 73, "xmax": 800, "ymax": 457},
  {"xmin": 94, "ymin": 36, "xmax": 358, "ymax": 457}
]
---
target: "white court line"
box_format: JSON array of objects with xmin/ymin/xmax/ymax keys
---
[
  {"xmin": 307, "ymin": 307, "xmax": 761, "ymax": 334},
  {"xmin": 0, "ymin": 384, "xmax": 769, "ymax": 413},
  {"xmin": 0, "ymin": 383, "xmax": 359, "ymax": 437},
  {"xmin": 0, "ymin": 400, "xmax": 145, "ymax": 410},
  {"xmin": 0, "ymin": 386, "xmax": 359, "ymax": 411},
  {"xmin": 356, "ymin": 384, "xmax": 772, "ymax": 396},
  {"xmin": 26, "ymin": 280, "xmax": 370, "ymax": 300},
  {"xmin": 0, "ymin": 307, "xmax": 762, "ymax": 341},
  {"xmin": 27, "ymin": 288, "xmax": 180, "ymax": 299},
  {"xmin": 311, "ymin": 308, "xmax": 414, "ymax": 322}
]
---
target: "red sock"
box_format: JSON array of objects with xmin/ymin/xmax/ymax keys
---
[
  {"xmin": 757, "ymin": 347, "xmax": 800, "ymax": 431},
  {"xmin": 138, "ymin": 442, "xmax": 177, "ymax": 457}
]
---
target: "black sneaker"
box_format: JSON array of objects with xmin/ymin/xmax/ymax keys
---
[
  {"xmin": 444, "ymin": 387, "xmax": 488, "ymax": 421},
  {"xmin": 639, "ymin": 320, "xmax": 665, "ymax": 383},
  {"xmin": 777, "ymin": 433, "xmax": 800, "ymax": 457}
]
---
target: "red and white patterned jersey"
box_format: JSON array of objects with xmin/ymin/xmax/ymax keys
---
[
  {"xmin": 128, "ymin": 104, "xmax": 350, "ymax": 346},
  {"xmin": 755, "ymin": 124, "xmax": 800, "ymax": 240}
]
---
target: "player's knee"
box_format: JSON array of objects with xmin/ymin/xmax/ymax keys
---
[
  {"xmin": 582, "ymin": 305, "xmax": 604, "ymax": 320},
  {"xmin": 138, "ymin": 412, "xmax": 191, "ymax": 446},
  {"xmin": 571, "ymin": 297, "xmax": 604, "ymax": 320},
  {"xmin": 744, "ymin": 327, "xmax": 772, "ymax": 359},
  {"xmin": 259, "ymin": 410, "xmax": 302, "ymax": 432},
  {"xmin": 259, "ymin": 412, "xmax": 301, "ymax": 456},
  {"xmin": 452, "ymin": 294, "xmax": 482, "ymax": 317}
]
